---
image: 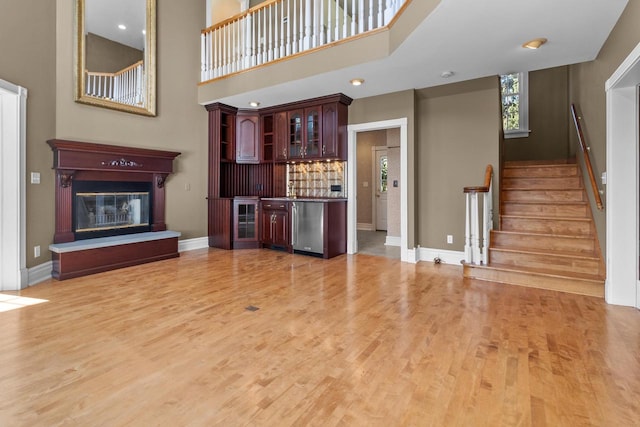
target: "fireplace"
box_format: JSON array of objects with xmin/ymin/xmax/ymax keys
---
[
  {"xmin": 74, "ymin": 181, "xmax": 152, "ymax": 240},
  {"xmin": 47, "ymin": 139, "xmax": 181, "ymax": 279}
]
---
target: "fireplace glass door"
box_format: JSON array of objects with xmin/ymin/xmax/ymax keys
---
[{"xmin": 76, "ymin": 191, "xmax": 150, "ymax": 235}]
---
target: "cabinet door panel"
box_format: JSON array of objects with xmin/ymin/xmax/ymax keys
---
[
  {"xmin": 322, "ymin": 103, "xmax": 338, "ymax": 158},
  {"xmin": 236, "ymin": 114, "xmax": 259, "ymax": 163},
  {"xmin": 288, "ymin": 110, "xmax": 303, "ymax": 159},
  {"xmin": 274, "ymin": 111, "xmax": 288, "ymax": 162},
  {"xmin": 304, "ymin": 107, "xmax": 322, "ymax": 158}
]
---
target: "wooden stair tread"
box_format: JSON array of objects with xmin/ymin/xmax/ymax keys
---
[
  {"xmin": 501, "ymin": 187, "xmax": 582, "ymax": 191},
  {"xmin": 501, "ymin": 214, "xmax": 591, "ymax": 222},
  {"xmin": 492, "ymin": 230, "xmax": 594, "ymax": 240},
  {"xmin": 504, "ymin": 159, "xmax": 577, "ymax": 167},
  {"xmin": 465, "ymin": 262, "xmax": 604, "ymax": 282},
  {"xmin": 490, "ymin": 246, "xmax": 599, "ymax": 260},
  {"xmin": 502, "ymin": 200, "xmax": 588, "ymax": 205}
]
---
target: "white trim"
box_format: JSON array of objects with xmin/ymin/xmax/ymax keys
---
[
  {"xmin": 28, "ymin": 262, "xmax": 53, "ymax": 286},
  {"xmin": 605, "ymin": 40, "xmax": 640, "ymax": 308},
  {"xmin": 357, "ymin": 223, "xmax": 374, "ymax": 231},
  {"xmin": 0, "ymin": 79, "xmax": 28, "ymax": 291},
  {"xmin": 416, "ymin": 247, "xmax": 465, "ymax": 266},
  {"xmin": 348, "ymin": 118, "xmax": 410, "ymax": 262},
  {"xmin": 385, "ymin": 235, "xmax": 400, "ymax": 246},
  {"xmin": 178, "ymin": 237, "xmax": 209, "ymax": 252}
]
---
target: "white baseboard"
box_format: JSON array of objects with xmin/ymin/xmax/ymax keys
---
[
  {"xmin": 385, "ymin": 235, "xmax": 400, "ymax": 247},
  {"xmin": 28, "ymin": 261, "xmax": 53, "ymax": 287},
  {"xmin": 416, "ymin": 247, "xmax": 465, "ymax": 266},
  {"xmin": 357, "ymin": 223, "xmax": 374, "ymax": 231},
  {"xmin": 178, "ymin": 237, "xmax": 209, "ymax": 252}
]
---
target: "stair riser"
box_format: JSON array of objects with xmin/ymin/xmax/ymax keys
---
[
  {"xmin": 501, "ymin": 217, "xmax": 592, "ymax": 235},
  {"xmin": 502, "ymin": 177, "xmax": 582, "ymax": 190},
  {"xmin": 503, "ymin": 166, "xmax": 579, "ymax": 178},
  {"xmin": 489, "ymin": 251, "xmax": 601, "ymax": 275},
  {"xmin": 463, "ymin": 265, "xmax": 604, "ymax": 297},
  {"xmin": 502, "ymin": 203, "xmax": 588, "ymax": 218},
  {"xmin": 491, "ymin": 232, "xmax": 596, "ymax": 254},
  {"xmin": 502, "ymin": 190, "xmax": 585, "ymax": 202}
]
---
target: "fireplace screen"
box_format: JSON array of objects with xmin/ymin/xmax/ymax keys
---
[{"xmin": 75, "ymin": 191, "xmax": 150, "ymax": 234}]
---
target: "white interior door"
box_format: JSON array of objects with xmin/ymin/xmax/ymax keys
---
[{"xmin": 375, "ymin": 149, "xmax": 388, "ymax": 231}]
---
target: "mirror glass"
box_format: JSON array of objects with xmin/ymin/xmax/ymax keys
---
[{"xmin": 75, "ymin": 0, "xmax": 156, "ymax": 116}]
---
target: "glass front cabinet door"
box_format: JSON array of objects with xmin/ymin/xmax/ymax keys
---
[{"xmin": 233, "ymin": 197, "xmax": 260, "ymax": 249}]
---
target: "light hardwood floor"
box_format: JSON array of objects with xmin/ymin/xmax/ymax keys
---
[{"xmin": 1, "ymin": 248, "xmax": 639, "ymax": 426}]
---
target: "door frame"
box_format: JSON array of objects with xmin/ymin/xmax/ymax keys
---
[
  {"xmin": 605, "ymin": 40, "xmax": 640, "ymax": 308},
  {"xmin": 0, "ymin": 78, "xmax": 28, "ymax": 290},
  {"xmin": 347, "ymin": 118, "xmax": 409, "ymax": 261}
]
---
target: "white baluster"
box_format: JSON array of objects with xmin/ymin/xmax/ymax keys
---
[
  {"xmin": 279, "ymin": 2, "xmax": 285, "ymax": 58},
  {"xmin": 287, "ymin": 0, "xmax": 292, "ymax": 55},
  {"xmin": 268, "ymin": 4, "xmax": 273, "ymax": 61},
  {"xmin": 292, "ymin": 0, "xmax": 297, "ymax": 53},
  {"xmin": 483, "ymin": 181, "xmax": 493, "ymax": 265},
  {"xmin": 471, "ymin": 193, "xmax": 480, "ymax": 265},
  {"xmin": 368, "ymin": 0, "xmax": 373, "ymax": 31},
  {"xmin": 351, "ymin": 0, "xmax": 357, "ymax": 36},
  {"xmin": 303, "ymin": 0, "xmax": 311, "ymax": 50},
  {"xmin": 200, "ymin": 33, "xmax": 205, "ymax": 81},
  {"xmin": 465, "ymin": 193, "xmax": 472, "ymax": 263},
  {"xmin": 358, "ymin": 0, "xmax": 364, "ymax": 34},
  {"xmin": 335, "ymin": 0, "xmax": 340, "ymax": 40},
  {"xmin": 343, "ymin": 0, "xmax": 348, "ymax": 38},
  {"xmin": 378, "ymin": 0, "xmax": 383, "ymax": 27},
  {"xmin": 327, "ymin": 0, "xmax": 332, "ymax": 43}
]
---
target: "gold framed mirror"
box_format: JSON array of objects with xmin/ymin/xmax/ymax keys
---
[{"xmin": 75, "ymin": 0, "xmax": 156, "ymax": 116}]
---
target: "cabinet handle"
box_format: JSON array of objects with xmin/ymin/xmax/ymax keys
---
[
  {"xmin": 322, "ymin": 145, "xmax": 326, "ymax": 155},
  {"xmin": 283, "ymin": 148, "xmax": 287, "ymax": 158}
]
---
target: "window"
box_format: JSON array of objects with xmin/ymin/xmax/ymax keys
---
[{"xmin": 500, "ymin": 72, "xmax": 529, "ymax": 138}]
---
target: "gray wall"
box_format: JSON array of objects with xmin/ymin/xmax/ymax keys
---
[
  {"xmin": 86, "ymin": 33, "xmax": 144, "ymax": 73},
  {"xmin": 570, "ymin": 0, "xmax": 640, "ymax": 259},
  {"xmin": 416, "ymin": 77, "xmax": 500, "ymax": 251},
  {"xmin": 504, "ymin": 66, "xmax": 570, "ymax": 162},
  {"xmin": 0, "ymin": 0, "xmax": 57, "ymax": 269}
]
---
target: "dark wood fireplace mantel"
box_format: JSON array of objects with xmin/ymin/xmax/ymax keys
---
[
  {"xmin": 47, "ymin": 139, "xmax": 181, "ymax": 280},
  {"xmin": 47, "ymin": 139, "xmax": 181, "ymax": 243}
]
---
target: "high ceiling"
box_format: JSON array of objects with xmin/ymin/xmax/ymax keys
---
[{"xmin": 202, "ymin": 0, "xmax": 629, "ymax": 108}]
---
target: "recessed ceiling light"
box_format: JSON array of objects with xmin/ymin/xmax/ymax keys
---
[
  {"xmin": 249, "ymin": 101, "xmax": 260, "ymax": 107},
  {"xmin": 118, "ymin": 24, "xmax": 127, "ymax": 30},
  {"xmin": 440, "ymin": 71, "xmax": 454, "ymax": 78},
  {"xmin": 522, "ymin": 38, "xmax": 547, "ymax": 49},
  {"xmin": 350, "ymin": 78, "xmax": 364, "ymax": 86}
]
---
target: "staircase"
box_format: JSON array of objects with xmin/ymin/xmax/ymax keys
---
[{"xmin": 463, "ymin": 159, "xmax": 605, "ymax": 297}]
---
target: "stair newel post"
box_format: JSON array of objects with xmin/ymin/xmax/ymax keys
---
[{"xmin": 465, "ymin": 193, "xmax": 472, "ymax": 263}]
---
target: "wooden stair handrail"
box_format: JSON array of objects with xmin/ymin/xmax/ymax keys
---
[
  {"xmin": 570, "ymin": 104, "xmax": 604, "ymax": 210},
  {"xmin": 464, "ymin": 165, "xmax": 493, "ymax": 194}
]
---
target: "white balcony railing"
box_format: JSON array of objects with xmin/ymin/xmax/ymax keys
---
[
  {"xmin": 85, "ymin": 60, "xmax": 145, "ymax": 107},
  {"xmin": 201, "ymin": 0, "xmax": 406, "ymax": 82}
]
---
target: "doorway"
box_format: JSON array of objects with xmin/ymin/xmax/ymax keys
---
[
  {"xmin": 0, "ymin": 79, "xmax": 28, "ymax": 291},
  {"xmin": 347, "ymin": 118, "xmax": 409, "ymax": 262}
]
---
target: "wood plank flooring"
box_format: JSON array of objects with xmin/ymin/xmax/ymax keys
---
[{"xmin": 1, "ymin": 248, "xmax": 639, "ymax": 426}]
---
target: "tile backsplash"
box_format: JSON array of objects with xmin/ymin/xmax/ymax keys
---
[{"xmin": 287, "ymin": 161, "xmax": 347, "ymax": 198}]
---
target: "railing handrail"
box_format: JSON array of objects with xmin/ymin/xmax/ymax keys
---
[
  {"xmin": 463, "ymin": 165, "xmax": 493, "ymax": 194},
  {"xmin": 570, "ymin": 103, "xmax": 604, "ymax": 210},
  {"xmin": 85, "ymin": 60, "xmax": 144, "ymax": 79}
]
